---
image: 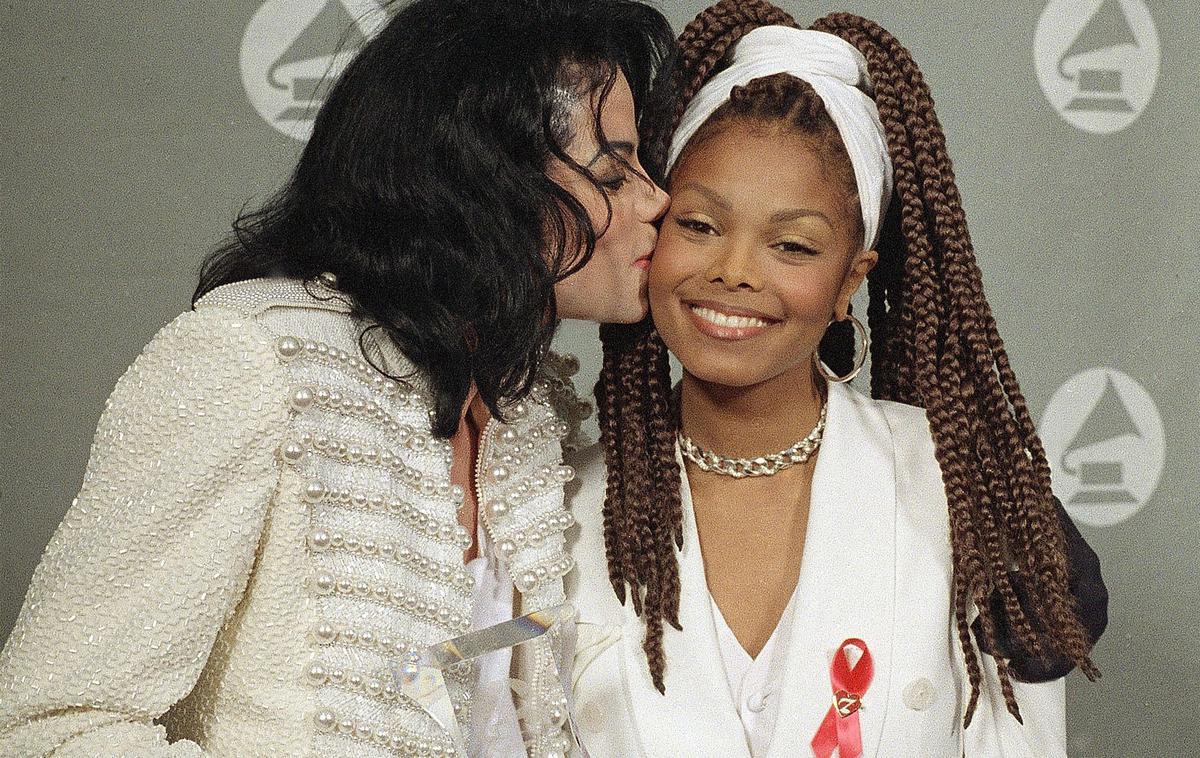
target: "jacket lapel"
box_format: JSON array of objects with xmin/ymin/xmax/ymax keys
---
[
  {"xmin": 619, "ymin": 448, "xmax": 752, "ymax": 758},
  {"xmin": 765, "ymin": 381, "xmax": 897, "ymax": 758}
]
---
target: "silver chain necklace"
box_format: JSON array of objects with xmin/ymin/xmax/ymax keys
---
[{"xmin": 676, "ymin": 402, "xmax": 827, "ymax": 479}]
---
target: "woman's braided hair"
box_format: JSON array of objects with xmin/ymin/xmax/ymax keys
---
[{"xmin": 596, "ymin": 0, "xmax": 1098, "ymax": 726}]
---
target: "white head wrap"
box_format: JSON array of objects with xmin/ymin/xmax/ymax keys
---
[{"xmin": 666, "ymin": 26, "xmax": 894, "ymax": 249}]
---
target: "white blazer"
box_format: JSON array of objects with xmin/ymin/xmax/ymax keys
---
[{"xmin": 563, "ymin": 380, "xmax": 1067, "ymax": 757}]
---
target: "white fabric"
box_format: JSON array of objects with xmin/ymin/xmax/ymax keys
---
[
  {"xmin": 467, "ymin": 523, "xmax": 525, "ymax": 757},
  {"xmin": 0, "ymin": 277, "xmax": 584, "ymax": 758},
  {"xmin": 710, "ymin": 592, "xmax": 794, "ymax": 757},
  {"xmin": 666, "ymin": 26, "xmax": 894, "ymax": 249},
  {"xmin": 563, "ymin": 379, "xmax": 1068, "ymax": 757}
]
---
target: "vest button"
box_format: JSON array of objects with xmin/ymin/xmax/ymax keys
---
[{"xmin": 903, "ymin": 677, "xmax": 936, "ymax": 711}]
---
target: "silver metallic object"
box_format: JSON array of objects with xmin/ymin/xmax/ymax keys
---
[
  {"xmin": 677, "ymin": 401, "xmax": 827, "ymax": 478},
  {"xmin": 389, "ymin": 603, "xmax": 589, "ymax": 757}
]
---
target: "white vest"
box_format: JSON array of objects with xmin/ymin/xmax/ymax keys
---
[{"xmin": 563, "ymin": 380, "xmax": 1068, "ymax": 757}]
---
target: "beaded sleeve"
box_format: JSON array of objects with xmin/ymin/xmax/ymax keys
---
[{"xmin": 0, "ymin": 306, "xmax": 289, "ymax": 757}]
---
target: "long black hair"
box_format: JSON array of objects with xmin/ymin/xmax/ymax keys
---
[{"xmin": 195, "ymin": 0, "xmax": 674, "ymax": 436}]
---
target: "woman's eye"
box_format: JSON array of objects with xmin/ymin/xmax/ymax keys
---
[
  {"xmin": 775, "ymin": 241, "xmax": 817, "ymax": 256},
  {"xmin": 675, "ymin": 217, "xmax": 715, "ymax": 235}
]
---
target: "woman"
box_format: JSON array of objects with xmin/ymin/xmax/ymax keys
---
[
  {"xmin": 0, "ymin": 0, "xmax": 670, "ymax": 756},
  {"xmin": 566, "ymin": 2, "xmax": 1102, "ymax": 755}
]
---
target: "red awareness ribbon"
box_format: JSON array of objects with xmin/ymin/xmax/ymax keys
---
[{"xmin": 810, "ymin": 638, "xmax": 874, "ymax": 758}]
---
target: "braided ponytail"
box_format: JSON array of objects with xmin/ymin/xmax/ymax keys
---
[{"xmin": 598, "ymin": 1, "xmax": 1097, "ymax": 721}]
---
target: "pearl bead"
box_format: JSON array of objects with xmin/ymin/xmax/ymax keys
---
[
  {"xmin": 288, "ymin": 386, "xmax": 315, "ymax": 410},
  {"xmin": 275, "ymin": 336, "xmax": 302, "ymax": 359},
  {"xmin": 487, "ymin": 500, "xmax": 508, "ymax": 518},
  {"xmin": 307, "ymin": 529, "xmax": 331, "ymax": 550},
  {"xmin": 313, "ymin": 574, "xmax": 334, "ymax": 594},
  {"xmin": 498, "ymin": 540, "xmax": 517, "ymax": 558},
  {"xmin": 313, "ymin": 622, "xmax": 337, "ymax": 642},
  {"xmin": 305, "ymin": 662, "xmax": 326, "ymax": 685},
  {"xmin": 313, "ymin": 709, "xmax": 336, "ymax": 731},
  {"xmin": 303, "ymin": 480, "xmax": 326, "ymax": 503},
  {"xmin": 280, "ymin": 441, "xmax": 305, "ymax": 463}
]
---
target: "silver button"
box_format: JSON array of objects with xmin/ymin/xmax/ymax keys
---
[
  {"xmin": 902, "ymin": 677, "xmax": 936, "ymax": 711},
  {"xmin": 746, "ymin": 690, "xmax": 769, "ymax": 713}
]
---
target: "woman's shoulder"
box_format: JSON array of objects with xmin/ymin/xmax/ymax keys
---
[{"xmin": 837, "ymin": 382, "xmax": 938, "ymax": 467}]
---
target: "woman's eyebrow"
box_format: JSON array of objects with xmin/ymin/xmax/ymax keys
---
[
  {"xmin": 769, "ymin": 207, "xmax": 832, "ymax": 228},
  {"xmin": 673, "ymin": 180, "xmax": 730, "ymax": 211}
]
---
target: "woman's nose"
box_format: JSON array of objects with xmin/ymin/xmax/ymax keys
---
[{"xmin": 706, "ymin": 242, "xmax": 761, "ymax": 291}]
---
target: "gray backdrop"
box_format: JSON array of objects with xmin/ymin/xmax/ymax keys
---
[{"xmin": 3, "ymin": 1, "xmax": 1197, "ymax": 755}]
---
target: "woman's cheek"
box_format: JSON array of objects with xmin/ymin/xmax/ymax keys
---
[{"xmin": 647, "ymin": 246, "xmax": 683, "ymax": 314}]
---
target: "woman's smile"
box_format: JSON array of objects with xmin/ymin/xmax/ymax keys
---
[{"xmin": 682, "ymin": 298, "xmax": 780, "ymax": 341}]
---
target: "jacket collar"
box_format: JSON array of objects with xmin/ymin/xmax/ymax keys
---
[{"xmin": 621, "ymin": 380, "xmax": 898, "ymax": 758}]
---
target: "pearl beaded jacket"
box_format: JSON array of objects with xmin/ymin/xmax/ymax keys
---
[{"xmin": 0, "ymin": 278, "xmax": 588, "ymax": 758}]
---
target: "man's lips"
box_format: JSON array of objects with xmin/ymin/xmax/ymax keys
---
[{"xmin": 632, "ymin": 244, "xmax": 655, "ymax": 269}]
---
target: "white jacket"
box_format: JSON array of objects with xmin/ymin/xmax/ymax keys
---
[
  {"xmin": 563, "ymin": 380, "xmax": 1067, "ymax": 757},
  {"xmin": 0, "ymin": 277, "xmax": 586, "ymax": 758}
]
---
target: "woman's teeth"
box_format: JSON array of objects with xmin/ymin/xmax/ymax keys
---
[{"xmin": 690, "ymin": 305, "xmax": 770, "ymax": 329}]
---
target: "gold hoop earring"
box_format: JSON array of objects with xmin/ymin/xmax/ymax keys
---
[{"xmin": 816, "ymin": 313, "xmax": 869, "ymax": 383}]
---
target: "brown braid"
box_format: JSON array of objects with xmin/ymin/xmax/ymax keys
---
[{"xmin": 597, "ymin": 0, "xmax": 1097, "ymax": 724}]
